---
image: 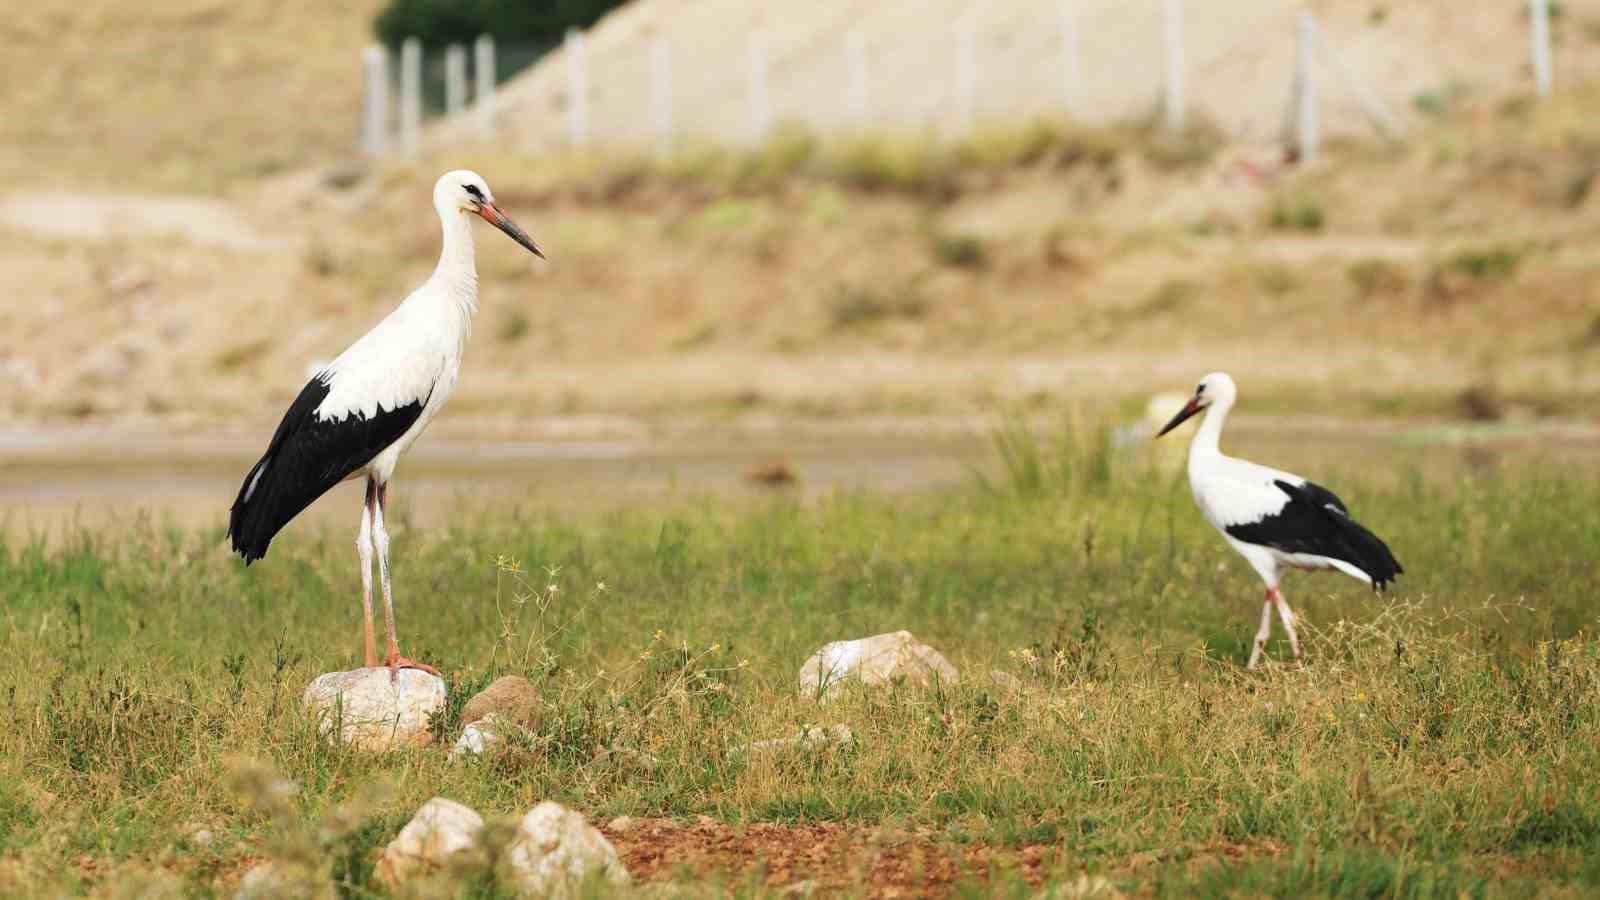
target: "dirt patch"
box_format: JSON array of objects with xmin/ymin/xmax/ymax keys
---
[{"xmin": 604, "ymin": 818, "xmax": 1060, "ymax": 897}]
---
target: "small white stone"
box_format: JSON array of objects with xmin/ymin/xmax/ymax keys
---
[
  {"xmin": 988, "ymin": 670, "xmax": 1024, "ymax": 693},
  {"xmin": 798, "ymin": 630, "xmax": 959, "ymax": 700},
  {"xmin": 606, "ymin": 815, "xmax": 636, "ymax": 833},
  {"xmin": 233, "ymin": 860, "xmax": 333, "ymax": 900},
  {"xmin": 738, "ymin": 724, "xmax": 854, "ymax": 757},
  {"xmin": 376, "ymin": 797, "xmax": 485, "ymax": 889},
  {"xmin": 503, "ymin": 801, "xmax": 629, "ymax": 898},
  {"xmin": 448, "ymin": 713, "xmax": 510, "ymax": 762}
]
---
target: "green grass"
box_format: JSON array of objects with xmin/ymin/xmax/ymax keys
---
[{"xmin": 1, "ymin": 430, "xmax": 1599, "ymax": 896}]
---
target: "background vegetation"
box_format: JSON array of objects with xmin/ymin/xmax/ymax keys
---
[{"xmin": 374, "ymin": 0, "xmax": 631, "ymax": 49}]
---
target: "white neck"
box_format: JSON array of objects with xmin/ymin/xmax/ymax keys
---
[
  {"xmin": 433, "ymin": 205, "xmax": 478, "ymax": 280},
  {"xmin": 1189, "ymin": 395, "xmax": 1232, "ymax": 462}
]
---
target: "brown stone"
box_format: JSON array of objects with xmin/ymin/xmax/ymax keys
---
[{"xmin": 461, "ymin": 675, "xmax": 542, "ymax": 730}]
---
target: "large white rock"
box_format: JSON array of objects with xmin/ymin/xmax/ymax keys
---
[
  {"xmin": 798, "ymin": 630, "xmax": 959, "ymax": 699},
  {"xmin": 302, "ymin": 668, "xmax": 447, "ymax": 751},
  {"xmin": 503, "ymin": 801, "xmax": 629, "ymax": 898},
  {"xmin": 375, "ymin": 797, "xmax": 486, "ymax": 888}
]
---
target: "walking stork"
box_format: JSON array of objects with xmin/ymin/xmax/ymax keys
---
[
  {"xmin": 1157, "ymin": 372, "xmax": 1402, "ymax": 668},
  {"xmin": 228, "ymin": 170, "xmax": 545, "ymax": 676}
]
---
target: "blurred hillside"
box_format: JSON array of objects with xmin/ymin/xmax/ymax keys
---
[
  {"xmin": 450, "ymin": 0, "xmax": 1600, "ymax": 150},
  {"xmin": 1, "ymin": 1, "xmax": 1599, "ymax": 435},
  {"xmin": 0, "ymin": 0, "xmax": 385, "ymax": 191}
]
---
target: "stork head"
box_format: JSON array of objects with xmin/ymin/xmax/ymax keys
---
[
  {"xmin": 1157, "ymin": 371, "xmax": 1236, "ymax": 437},
  {"xmin": 434, "ymin": 169, "xmax": 545, "ymax": 259}
]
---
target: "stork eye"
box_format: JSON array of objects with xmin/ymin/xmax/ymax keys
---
[
  {"xmin": 1196, "ymin": 383, "xmax": 1206, "ymax": 394},
  {"xmin": 463, "ymin": 184, "xmax": 483, "ymax": 199}
]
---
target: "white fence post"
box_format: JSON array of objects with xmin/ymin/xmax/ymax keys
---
[
  {"xmin": 565, "ymin": 28, "xmax": 590, "ymax": 147},
  {"xmin": 1295, "ymin": 12, "xmax": 1320, "ymax": 163},
  {"xmin": 847, "ymin": 30, "xmax": 868, "ymax": 122},
  {"xmin": 1059, "ymin": 0, "xmax": 1080, "ymax": 111},
  {"xmin": 399, "ymin": 38, "xmax": 422, "ymax": 156},
  {"xmin": 1162, "ymin": 0, "xmax": 1186, "ymax": 133},
  {"xmin": 748, "ymin": 34, "xmax": 770, "ymax": 140},
  {"xmin": 445, "ymin": 44, "xmax": 467, "ymax": 116},
  {"xmin": 652, "ymin": 37, "xmax": 673, "ymax": 157},
  {"xmin": 362, "ymin": 44, "xmax": 389, "ymax": 155},
  {"xmin": 1313, "ymin": 25, "xmax": 1401, "ymax": 142},
  {"xmin": 474, "ymin": 34, "xmax": 496, "ymax": 138},
  {"xmin": 956, "ymin": 17, "xmax": 976, "ymax": 135},
  {"xmin": 1530, "ymin": 0, "xmax": 1553, "ymax": 97}
]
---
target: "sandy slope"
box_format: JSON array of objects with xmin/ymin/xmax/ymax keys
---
[{"xmin": 452, "ymin": 0, "xmax": 1600, "ymax": 150}]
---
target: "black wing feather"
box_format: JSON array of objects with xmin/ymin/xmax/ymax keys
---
[
  {"xmin": 228, "ymin": 376, "xmax": 428, "ymax": 564},
  {"xmin": 1224, "ymin": 479, "xmax": 1403, "ymax": 591}
]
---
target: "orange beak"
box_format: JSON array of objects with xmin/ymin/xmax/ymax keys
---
[
  {"xmin": 474, "ymin": 201, "xmax": 545, "ymax": 259},
  {"xmin": 1157, "ymin": 395, "xmax": 1204, "ymax": 438}
]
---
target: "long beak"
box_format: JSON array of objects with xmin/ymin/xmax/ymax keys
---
[
  {"xmin": 475, "ymin": 201, "xmax": 546, "ymax": 259},
  {"xmin": 1156, "ymin": 396, "xmax": 1204, "ymax": 438}
]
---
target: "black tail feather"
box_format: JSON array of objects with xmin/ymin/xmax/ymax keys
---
[
  {"xmin": 229, "ymin": 454, "xmax": 283, "ymax": 564},
  {"xmin": 1333, "ymin": 514, "xmax": 1403, "ymax": 592}
]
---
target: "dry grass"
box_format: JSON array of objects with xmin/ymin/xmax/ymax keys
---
[{"xmin": 1, "ymin": 430, "xmax": 1598, "ymax": 896}]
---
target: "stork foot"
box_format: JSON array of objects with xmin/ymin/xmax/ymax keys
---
[{"xmin": 384, "ymin": 652, "xmax": 442, "ymax": 680}]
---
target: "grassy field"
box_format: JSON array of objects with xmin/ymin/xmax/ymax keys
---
[{"xmin": 0, "ymin": 425, "xmax": 1597, "ymax": 897}]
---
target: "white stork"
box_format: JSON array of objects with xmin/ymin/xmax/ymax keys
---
[
  {"xmin": 1157, "ymin": 372, "xmax": 1402, "ymax": 669},
  {"xmin": 228, "ymin": 170, "xmax": 544, "ymax": 677}
]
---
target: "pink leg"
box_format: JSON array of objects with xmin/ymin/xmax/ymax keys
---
[
  {"xmin": 1247, "ymin": 593, "xmax": 1274, "ymax": 669},
  {"xmin": 373, "ymin": 482, "xmax": 441, "ymax": 679},
  {"xmin": 1270, "ymin": 587, "xmax": 1302, "ymax": 662}
]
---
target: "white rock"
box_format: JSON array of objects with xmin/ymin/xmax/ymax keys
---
[
  {"xmin": 449, "ymin": 712, "xmax": 511, "ymax": 761},
  {"xmin": 606, "ymin": 815, "xmax": 637, "ymax": 833},
  {"xmin": 591, "ymin": 746, "xmax": 661, "ymax": 773},
  {"xmin": 302, "ymin": 668, "xmax": 446, "ymax": 751},
  {"xmin": 798, "ymin": 630, "xmax": 959, "ymax": 699},
  {"xmin": 1042, "ymin": 873, "xmax": 1123, "ymax": 899},
  {"xmin": 988, "ymin": 670, "xmax": 1024, "ymax": 693},
  {"xmin": 234, "ymin": 860, "xmax": 333, "ymax": 900},
  {"xmin": 375, "ymin": 797, "xmax": 486, "ymax": 888},
  {"xmin": 739, "ymin": 724, "xmax": 854, "ymax": 757},
  {"xmin": 504, "ymin": 801, "xmax": 629, "ymax": 898}
]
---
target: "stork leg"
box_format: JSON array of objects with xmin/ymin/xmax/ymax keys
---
[
  {"xmin": 358, "ymin": 478, "xmax": 379, "ymax": 668},
  {"xmin": 1270, "ymin": 587, "xmax": 1302, "ymax": 662},
  {"xmin": 1247, "ymin": 594, "xmax": 1274, "ymax": 669},
  {"xmin": 373, "ymin": 481, "xmax": 441, "ymax": 678}
]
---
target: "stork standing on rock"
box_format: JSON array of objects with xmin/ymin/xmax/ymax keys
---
[
  {"xmin": 1157, "ymin": 372, "xmax": 1402, "ymax": 669},
  {"xmin": 228, "ymin": 170, "xmax": 545, "ymax": 677}
]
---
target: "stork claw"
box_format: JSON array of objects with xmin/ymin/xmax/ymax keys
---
[{"xmin": 384, "ymin": 652, "xmax": 442, "ymax": 681}]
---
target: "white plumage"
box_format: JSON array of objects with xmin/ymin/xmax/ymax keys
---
[
  {"xmin": 229, "ymin": 170, "xmax": 545, "ymax": 676},
  {"xmin": 1159, "ymin": 372, "xmax": 1402, "ymax": 668}
]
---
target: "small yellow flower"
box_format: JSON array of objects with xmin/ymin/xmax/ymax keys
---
[
  {"xmin": 710, "ymin": 643, "xmax": 722, "ymax": 652},
  {"xmin": 1356, "ymin": 692, "xmax": 1368, "ymax": 702}
]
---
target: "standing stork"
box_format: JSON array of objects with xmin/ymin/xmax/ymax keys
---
[
  {"xmin": 1157, "ymin": 372, "xmax": 1402, "ymax": 669},
  {"xmin": 228, "ymin": 170, "xmax": 545, "ymax": 676}
]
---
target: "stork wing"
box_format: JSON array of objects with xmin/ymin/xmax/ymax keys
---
[{"xmin": 228, "ymin": 374, "xmax": 431, "ymax": 562}]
